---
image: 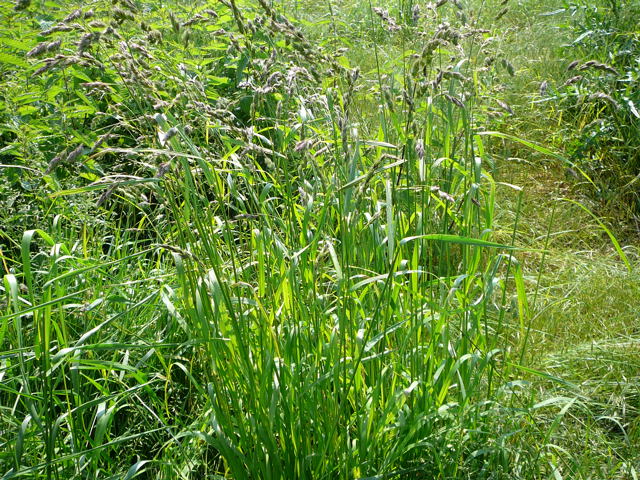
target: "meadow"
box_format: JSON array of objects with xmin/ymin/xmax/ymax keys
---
[{"xmin": 0, "ymin": 0, "xmax": 638, "ymax": 478}]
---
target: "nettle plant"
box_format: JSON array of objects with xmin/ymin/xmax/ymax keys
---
[
  {"xmin": 0, "ymin": 0, "xmax": 338, "ymax": 247},
  {"xmin": 553, "ymin": 0, "xmax": 640, "ymax": 215}
]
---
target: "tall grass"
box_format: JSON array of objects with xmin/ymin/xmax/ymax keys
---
[{"xmin": 1, "ymin": 0, "xmax": 635, "ymax": 478}]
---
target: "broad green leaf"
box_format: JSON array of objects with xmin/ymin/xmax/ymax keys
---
[{"xmin": 0, "ymin": 53, "xmax": 29, "ymax": 68}]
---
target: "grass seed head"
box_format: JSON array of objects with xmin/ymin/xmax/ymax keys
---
[
  {"xmin": 45, "ymin": 152, "xmax": 64, "ymax": 174},
  {"xmin": 294, "ymin": 139, "xmax": 313, "ymax": 152},
  {"xmin": 442, "ymin": 70, "xmax": 468, "ymax": 83},
  {"xmin": 78, "ymin": 33, "xmax": 97, "ymax": 53},
  {"xmin": 444, "ymin": 93, "xmax": 465, "ymax": 108},
  {"xmin": 183, "ymin": 14, "xmax": 206, "ymax": 27},
  {"xmin": 114, "ymin": 7, "xmax": 135, "ymax": 23},
  {"xmin": 32, "ymin": 57, "xmax": 61, "ymax": 77},
  {"xmin": 129, "ymin": 42, "xmax": 152, "ymax": 58},
  {"xmin": 66, "ymin": 145, "xmax": 85, "ymax": 164},
  {"xmin": 593, "ymin": 63, "xmax": 619, "ymax": 75},
  {"xmin": 88, "ymin": 134, "xmax": 115, "ymax": 155},
  {"xmin": 63, "ymin": 9, "xmax": 82, "ymax": 23},
  {"xmin": 42, "ymin": 23, "xmax": 73, "ymax": 35},
  {"xmin": 588, "ymin": 92, "xmax": 619, "ymax": 108},
  {"xmin": 501, "ymin": 58, "xmax": 515, "ymax": 76},
  {"xmin": 496, "ymin": 99, "xmax": 514, "ymax": 114},
  {"xmin": 27, "ymin": 40, "xmax": 61, "ymax": 58},
  {"xmin": 578, "ymin": 60, "xmax": 597, "ymax": 71},
  {"xmin": 81, "ymin": 81, "xmax": 111, "ymax": 91},
  {"xmin": 540, "ymin": 80, "xmax": 548, "ymax": 96},
  {"xmin": 156, "ymin": 162, "xmax": 171, "ymax": 178},
  {"xmin": 412, "ymin": 5, "xmax": 421, "ymax": 24},
  {"xmin": 415, "ymin": 139, "xmax": 425, "ymax": 161},
  {"xmin": 438, "ymin": 189, "xmax": 455, "ymax": 202},
  {"xmin": 372, "ymin": 8, "xmax": 401, "ymax": 32},
  {"xmin": 159, "ymin": 127, "xmax": 178, "ymax": 146},
  {"xmin": 563, "ymin": 75, "xmax": 583, "ymax": 87},
  {"xmin": 96, "ymin": 185, "xmax": 115, "ymax": 207}
]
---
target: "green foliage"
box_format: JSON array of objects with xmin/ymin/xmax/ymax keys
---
[
  {"xmin": 0, "ymin": 0, "xmax": 637, "ymax": 479},
  {"xmin": 0, "ymin": 0, "xmax": 335, "ymax": 253},
  {"xmin": 552, "ymin": 0, "xmax": 640, "ymax": 216}
]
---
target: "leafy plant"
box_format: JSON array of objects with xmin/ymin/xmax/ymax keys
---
[{"xmin": 551, "ymin": 0, "xmax": 640, "ymax": 218}]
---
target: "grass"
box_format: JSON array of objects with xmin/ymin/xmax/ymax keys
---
[{"xmin": 0, "ymin": 0, "xmax": 638, "ymax": 478}]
